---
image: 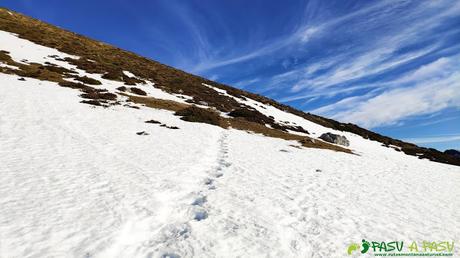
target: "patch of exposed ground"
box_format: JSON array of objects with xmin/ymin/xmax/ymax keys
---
[{"xmin": 122, "ymin": 94, "xmax": 188, "ymax": 112}]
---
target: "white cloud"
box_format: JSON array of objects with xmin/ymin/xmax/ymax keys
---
[
  {"xmin": 330, "ymin": 59, "xmax": 460, "ymax": 128},
  {"xmin": 232, "ymin": 78, "xmax": 260, "ymax": 89},
  {"xmin": 310, "ymin": 92, "xmax": 377, "ymax": 115},
  {"xmin": 285, "ymin": 34, "xmax": 439, "ymax": 94},
  {"xmin": 404, "ymin": 134, "xmax": 460, "ymax": 144},
  {"xmin": 299, "ymin": 27, "xmax": 319, "ymax": 42},
  {"xmin": 188, "ymin": 0, "xmax": 409, "ymax": 73},
  {"xmin": 266, "ymin": 0, "xmax": 459, "ymax": 101},
  {"xmin": 190, "ymin": 37, "xmax": 293, "ymax": 73},
  {"xmin": 393, "ymin": 57, "xmax": 451, "ymax": 83}
]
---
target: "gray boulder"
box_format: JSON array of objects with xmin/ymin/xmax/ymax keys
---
[{"xmin": 319, "ymin": 132, "xmax": 350, "ymax": 147}]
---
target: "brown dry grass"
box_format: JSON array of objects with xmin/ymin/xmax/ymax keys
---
[
  {"xmin": 0, "ymin": 50, "xmax": 117, "ymax": 106},
  {"xmin": 122, "ymin": 94, "xmax": 188, "ymax": 112},
  {"xmin": 175, "ymin": 106, "xmax": 224, "ymax": 127},
  {"xmin": 14, "ymin": 63, "xmax": 63, "ymax": 82},
  {"xmin": 73, "ymin": 75, "xmax": 102, "ymax": 85},
  {"xmin": 130, "ymin": 87, "xmax": 147, "ymax": 96},
  {"xmin": 0, "ymin": 50, "xmax": 73, "ymax": 83}
]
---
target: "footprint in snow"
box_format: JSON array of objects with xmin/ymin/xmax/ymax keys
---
[
  {"xmin": 203, "ymin": 177, "xmax": 214, "ymax": 185},
  {"xmin": 203, "ymin": 178, "xmax": 216, "ymax": 190},
  {"xmin": 220, "ymin": 161, "xmax": 231, "ymax": 167},
  {"xmin": 160, "ymin": 252, "xmax": 181, "ymax": 258},
  {"xmin": 191, "ymin": 195, "xmax": 207, "ymax": 206},
  {"xmin": 159, "ymin": 223, "xmax": 191, "ymax": 241},
  {"xmin": 190, "ymin": 206, "xmax": 208, "ymax": 221}
]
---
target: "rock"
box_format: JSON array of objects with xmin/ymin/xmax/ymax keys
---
[
  {"xmin": 319, "ymin": 132, "xmax": 350, "ymax": 147},
  {"xmin": 444, "ymin": 149, "xmax": 460, "ymax": 158},
  {"xmin": 145, "ymin": 119, "xmax": 161, "ymax": 124}
]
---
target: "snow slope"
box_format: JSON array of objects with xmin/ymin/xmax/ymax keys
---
[
  {"xmin": 1, "ymin": 72, "xmax": 459, "ymax": 257},
  {"xmin": 0, "ymin": 31, "xmax": 459, "ymax": 258}
]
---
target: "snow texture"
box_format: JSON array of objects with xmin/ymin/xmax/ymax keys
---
[{"xmin": 0, "ymin": 31, "xmax": 459, "ymax": 258}]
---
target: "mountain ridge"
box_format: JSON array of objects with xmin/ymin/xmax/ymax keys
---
[{"xmin": 0, "ymin": 7, "xmax": 459, "ymax": 166}]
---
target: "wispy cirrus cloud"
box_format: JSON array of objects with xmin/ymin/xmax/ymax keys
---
[
  {"xmin": 279, "ymin": 44, "xmax": 439, "ymax": 101},
  {"xmin": 186, "ymin": 0, "xmax": 412, "ymax": 74},
  {"xmin": 328, "ymin": 56, "xmax": 460, "ymax": 128},
  {"xmin": 404, "ymin": 134, "xmax": 460, "ymax": 144},
  {"xmin": 261, "ymin": 0, "xmax": 460, "ymax": 131},
  {"xmin": 231, "ymin": 78, "xmax": 261, "ymax": 89},
  {"xmin": 276, "ymin": 0, "xmax": 459, "ymax": 99},
  {"xmin": 133, "ymin": 0, "xmax": 460, "ymax": 138}
]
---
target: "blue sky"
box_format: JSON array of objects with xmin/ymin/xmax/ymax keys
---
[{"xmin": 3, "ymin": 0, "xmax": 460, "ymax": 150}]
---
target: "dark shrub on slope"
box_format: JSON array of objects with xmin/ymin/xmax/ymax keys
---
[
  {"xmin": 130, "ymin": 87, "xmax": 147, "ymax": 96},
  {"xmin": 175, "ymin": 106, "xmax": 222, "ymax": 126},
  {"xmin": 229, "ymin": 108, "xmax": 309, "ymax": 134},
  {"xmin": 228, "ymin": 108, "xmax": 274, "ymax": 124},
  {"xmin": 73, "ymin": 75, "xmax": 102, "ymax": 85}
]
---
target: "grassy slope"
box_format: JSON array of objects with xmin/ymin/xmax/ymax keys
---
[{"xmin": 0, "ymin": 7, "xmax": 458, "ymax": 166}]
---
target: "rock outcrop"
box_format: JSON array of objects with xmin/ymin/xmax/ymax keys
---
[{"xmin": 319, "ymin": 133, "xmax": 350, "ymax": 147}]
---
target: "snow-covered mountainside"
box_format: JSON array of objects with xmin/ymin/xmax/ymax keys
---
[{"xmin": 0, "ymin": 8, "xmax": 459, "ymax": 258}]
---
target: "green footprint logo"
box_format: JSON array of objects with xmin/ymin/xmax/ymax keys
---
[
  {"xmin": 361, "ymin": 239, "xmax": 370, "ymax": 254},
  {"xmin": 347, "ymin": 243, "xmax": 360, "ymax": 255}
]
